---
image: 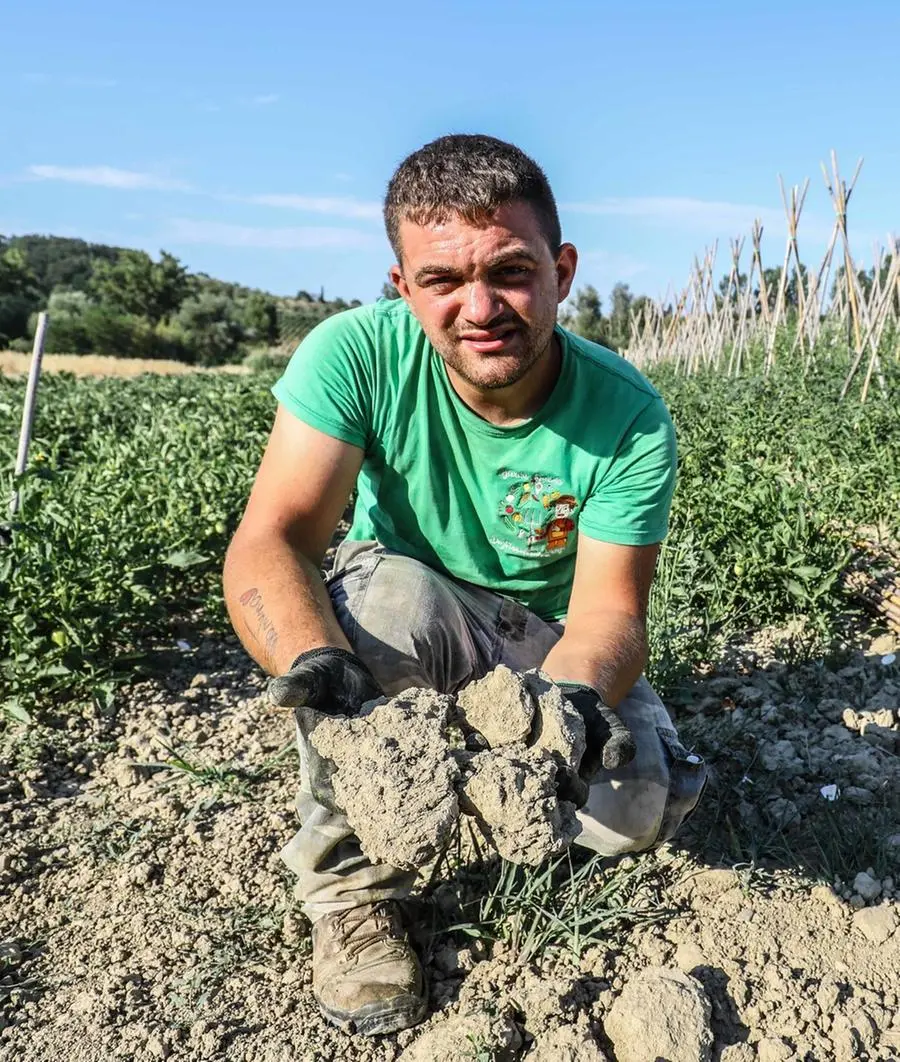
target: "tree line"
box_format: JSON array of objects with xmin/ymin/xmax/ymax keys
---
[{"xmin": 0, "ymin": 236, "xmax": 359, "ymax": 365}]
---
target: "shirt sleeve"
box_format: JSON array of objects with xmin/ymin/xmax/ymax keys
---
[
  {"xmin": 578, "ymin": 396, "xmax": 677, "ymax": 546},
  {"xmin": 271, "ymin": 309, "xmax": 374, "ymax": 450}
]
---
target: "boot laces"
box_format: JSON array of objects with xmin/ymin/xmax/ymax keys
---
[{"xmin": 330, "ymin": 902, "xmax": 409, "ymax": 964}]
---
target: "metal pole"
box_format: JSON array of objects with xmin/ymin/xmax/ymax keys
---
[{"xmin": 9, "ymin": 312, "xmax": 50, "ymax": 519}]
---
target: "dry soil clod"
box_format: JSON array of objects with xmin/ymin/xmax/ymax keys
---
[
  {"xmin": 456, "ymin": 664, "xmax": 536, "ymax": 746},
  {"xmin": 309, "ymin": 689, "xmax": 460, "ymax": 870},
  {"xmin": 523, "ymin": 669, "xmax": 587, "ymax": 767},
  {"xmin": 310, "ymin": 668, "xmax": 585, "ymax": 869},
  {"xmin": 460, "ymin": 744, "xmax": 580, "ymax": 865}
]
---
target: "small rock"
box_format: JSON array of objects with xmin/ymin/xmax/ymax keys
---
[
  {"xmin": 765, "ymin": 797, "xmax": 800, "ymax": 829},
  {"xmin": 851, "ymin": 905, "xmax": 898, "ymax": 944},
  {"xmin": 860, "ymin": 723, "xmax": 899, "ymax": 750},
  {"xmin": 718, "ymin": 1047, "xmax": 754, "ymax": 1062},
  {"xmin": 816, "ymin": 979, "xmax": 840, "ymax": 1012},
  {"xmin": 758, "ymin": 739, "xmax": 801, "ymax": 772},
  {"xmin": 605, "ymin": 966, "xmax": 713, "ymax": 1062},
  {"xmin": 810, "ymin": 885, "xmax": 844, "ymax": 914},
  {"xmin": 852, "ymin": 872, "xmax": 882, "ymax": 901},
  {"xmin": 189, "ymin": 673, "xmax": 209, "ymax": 688},
  {"xmin": 146, "ymin": 1035, "xmax": 170, "ymax": 1059},
  {"xmin": 843, "ymin": 787, "xmax": 875, "ymax": 806},
  {"xmin": 397, "ymin": 1008, "xmax": 522, "ymax": 1061},
  {"xmin": 111, "ymin": 761, "xmax": 142, "ymax": 788},
  {"xmin": 831, "ymin": 1013, "xmax": 862, "ymax": 1062},
  {"xmin": 757, "ymin": 1038, "xmax": 792, "ymax": 1062},
  {"xmin": 673, "ymin": 943, "xmax": 708, "ymax": 973},
  {"xmin": 527, "ymin": 1021, "xmax": 608, "ymax": 1060}
]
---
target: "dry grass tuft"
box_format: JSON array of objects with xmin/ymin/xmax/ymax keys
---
[{"xmin": 0, "ymin": 351, "xmax": 250, "ymax": 379}]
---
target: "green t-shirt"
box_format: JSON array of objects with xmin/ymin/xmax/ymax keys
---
[{"xmin": 272, "ymin": 298, "xmax": 676, "ymax": 621}]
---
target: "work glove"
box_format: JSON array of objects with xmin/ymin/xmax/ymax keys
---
[
  {"xmin": 558, "ymin": 682, "xmax": 637, "ymax": 783},
  {"xmin": 268, "ymin": 646, "xmax": 383, "ymax": 812}
]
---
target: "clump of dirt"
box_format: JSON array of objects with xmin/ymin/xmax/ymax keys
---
[
  {"xmin": 396, "ymin": 1006, "xmax": 522, "ymax": 1061},
  {"xmin": 604, "ymin": 966, "xmax": 713, "ymax": 1062},
  {"xmin": 521, "ymin": 670, "xmax": 587, "ymax": 765},
  {"xmin": 460, "ymin": 745, "xmax": 580, "ymax": 864},
  {"xmin": 309, "ymin": 666, "xmax": 585, "ymax": 869},
  {"xmin": 457, "ymin": 665, "xmax": 535, "ymax": 746},
  {"xmin": 310, "ymin": 690, "xmax": 460, "ymax": 871}
]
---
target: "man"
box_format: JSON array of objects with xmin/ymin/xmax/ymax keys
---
[{"xmin": 223, "ymin": 134, "xmax": 706, "ymax": 1037}]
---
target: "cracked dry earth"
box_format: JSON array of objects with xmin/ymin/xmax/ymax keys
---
[{"xmin": 2, "ymin": 631, "xmax": 900, "ymax": 1062}]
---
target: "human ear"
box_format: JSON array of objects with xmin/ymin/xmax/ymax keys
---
[
  {"xmin": 389, "ymin": 263, "xmax": 412, "ymax": 302},
  {"xmin": 555, "ymin": 244, "xmax": 578, "ymax": 303}
]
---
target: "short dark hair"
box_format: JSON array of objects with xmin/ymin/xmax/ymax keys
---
[{"xmin": 384, "ymin": 134, "xmax": 562, "ymax": 261}]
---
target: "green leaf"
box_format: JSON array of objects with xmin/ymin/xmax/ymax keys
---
[
  {"xmin": 792, "ymin": 565, "xmax": 821, "ymax": 581},
  {"xmin": 2, "ymin": 699, "xmax": 32, "ymax": 724},
  {"xmin": 162, "ymin": 548, "xmax": 208, "ymax": 569}
]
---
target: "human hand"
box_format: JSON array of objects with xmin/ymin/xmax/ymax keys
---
[
  {"xmin": 268, "ymin": 646, "xmax": 382, "ymax": 716},
  {"xmin": 558, "ymin": 682, "xmax": 637, "ymax": 780},
  {"xmin": 268, "ymin": 647, "xmax": 383, "ymax": 812}
]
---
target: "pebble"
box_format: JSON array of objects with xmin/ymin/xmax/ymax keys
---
[
  {"xmin": 673, "ymin": 943, "xmax": 708, "ymax": 973},
  {"xmin": 852, "ymin": 872, "xmax": 881, "ymax": 901},
  {"xmin": 756, "ymin": 1037, "xmax": 792, "ymax": 1062},
  {"xmin": 851, "ymin": 905, "xmax": 898, "ymax": 944},
  {"xmin": 759, "ymin": 739, "xmax": 801, "ymax": 772}
]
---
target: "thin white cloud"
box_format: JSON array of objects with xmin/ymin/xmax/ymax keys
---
[
  {"xmin": 28, "ymin": 165, "xmax": 193, "ymax": 192},
  {"xmin": 244, "ymin": 193, "xmax": 381, "ymax": 220},
  {"xmin": 164, "ymin": 218, "xmax": 375, "ymax": 250},
  {"xmin": 563, "ymin": 196, "xmax": 787, "ymax": 232},
  {"xmin": 251, "ymin": 93, "xmax": 280, "ymax": 105}
]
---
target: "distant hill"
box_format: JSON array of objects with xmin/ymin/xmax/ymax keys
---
[{"xmin": 0, "ymin": 233, "xmax": 361, "ymax": 363}]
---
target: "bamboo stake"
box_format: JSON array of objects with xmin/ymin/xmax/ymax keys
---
[{"xmin": 9, "ymin": 313, "xmax": 50, "ymax": 521}]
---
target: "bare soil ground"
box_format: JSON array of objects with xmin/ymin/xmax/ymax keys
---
[
  {"xmin": 2, "ymin": 630, "xmax": 900, "ymax": 1061},
  {"xmin": 0, "ymin": 351, "xmax": 250, "ymax": 378}
]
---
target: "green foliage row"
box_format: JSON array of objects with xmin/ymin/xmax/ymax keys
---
[
  {"xmin": 0, "ymin": 235, "xmax": 358, "ymax": 365},
  {"xmin": 1, "ymin": 374, "xmax": 272, "ymax": 720},
  {"xmin": 1, "ymin": 349, "xmax": 898, "ymax": 724},
  {"xmin": 648, "ymin": 354, "xmax": 900, "ymax": 678}
]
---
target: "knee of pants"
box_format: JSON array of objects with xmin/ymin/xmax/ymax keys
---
[
  {"xmin": 329, "ymin": 551, "xmax": 480, "ymax": 695},
  {"xmin": 575, "ymin": 697, "xmax": 707, "ymax": 858}
]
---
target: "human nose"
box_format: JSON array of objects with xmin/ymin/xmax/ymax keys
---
[{"xmin": 463, "ymin": 280, "xmax": 505, "ymax": 325}]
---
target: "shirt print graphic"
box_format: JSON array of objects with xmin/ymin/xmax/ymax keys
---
[{"xmin": 494, "ymin": 471, "xmax": 580, "ymax": 557}]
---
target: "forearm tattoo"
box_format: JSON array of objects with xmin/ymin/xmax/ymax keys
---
[{"xmin": 239, "ymin": 587, "xmax": 279, "ymax": 664}]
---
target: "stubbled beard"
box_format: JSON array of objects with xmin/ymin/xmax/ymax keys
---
[{"xmin": 433, "ymin": 319, "xmax": 556, "ymax": 391}]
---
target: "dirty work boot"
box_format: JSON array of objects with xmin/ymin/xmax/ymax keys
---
[{"xmin": 311, "ymin": 900, "xmax": 427, "ymax": 1036}]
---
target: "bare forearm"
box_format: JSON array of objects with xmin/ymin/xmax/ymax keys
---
[
  {"xmin": 541, "ymin": 611, "xmax": 647, "ymax": 707},
  {"xmin": 223, "ymin": 531, "xmax": 351, "ymax": 675}
]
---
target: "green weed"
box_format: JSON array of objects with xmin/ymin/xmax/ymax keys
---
[{"xmin": 435, "ymin": 841, "xmax": 670, "ymax": 964}]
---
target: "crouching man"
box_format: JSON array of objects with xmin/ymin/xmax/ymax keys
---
[{"xmin": 223, "ymin": 134, "xmax": 706, "ymax": 1037}]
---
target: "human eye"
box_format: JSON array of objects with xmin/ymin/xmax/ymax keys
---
[
  {"xmin": 495, "ymin": 265, "xmax": 530, "ymax": 282},
  {"xmin": 423, "ymin": 275, "xmax": 458, "ymax": 293}
]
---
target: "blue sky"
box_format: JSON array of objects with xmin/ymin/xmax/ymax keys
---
[{"xmin": 2, "ymin": 0, "xmax": 898, "ymax": 305}]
